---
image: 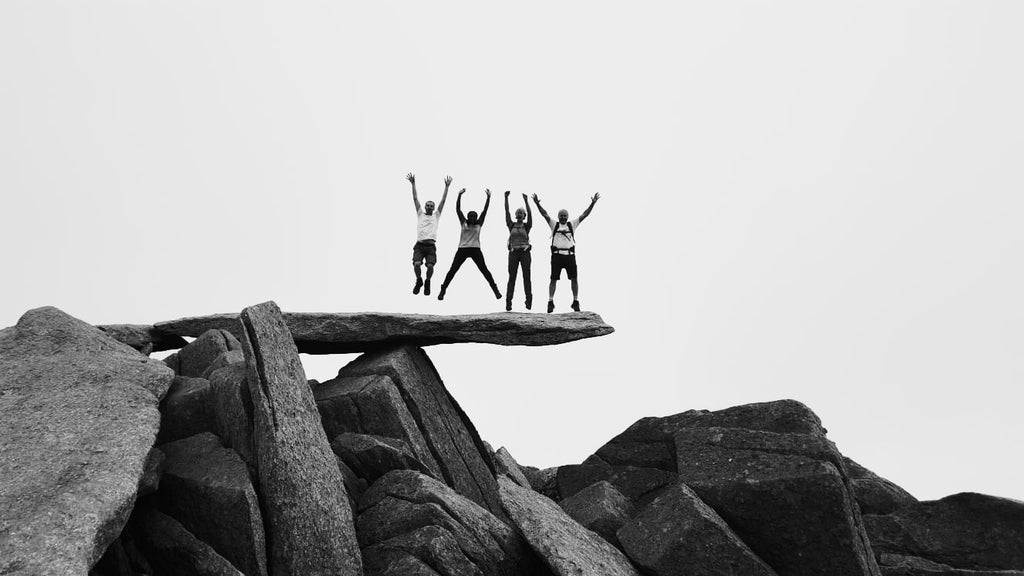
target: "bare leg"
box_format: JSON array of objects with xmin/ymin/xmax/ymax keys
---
[{"xmin": 571, "ymin": 279, "xmax": 579, "ymax": 300}]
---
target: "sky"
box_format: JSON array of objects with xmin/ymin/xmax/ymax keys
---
[{"xmin": 2, "ymin": 2, "xmax": 1022, "ymax": 503}]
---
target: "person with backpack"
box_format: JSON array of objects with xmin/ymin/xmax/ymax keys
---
[
  {"xmin": 437, "ymin": 188, "xmax": 503, "ymax": 301},
  {"xmin": 504, "ymin": 190, "xmax": 533, "ymax": 311},
  {"xmin": 531, "ymin": 192, "xmax": 600, "ymax": 313},
  {"xmin": 407, "ymin": 173, "xmax": 451, "ymax": 296}
]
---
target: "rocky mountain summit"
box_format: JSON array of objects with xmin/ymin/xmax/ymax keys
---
[{"xmin": 1, "ymin": 303, "xmax": 1022, "ymax": 576}]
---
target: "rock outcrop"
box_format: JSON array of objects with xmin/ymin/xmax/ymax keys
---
[
  {"xmin": 0, "ymin": 307, "xmax": 174, "ymax": 576},
  {"xmin": 156, "ymin": 376, "xmax": 217, "ymax": 444},
  {"xmin": 155, "ymin": 311, "xmax": 614, "ymax": 353},
  {"xmin": 97, "ymin": 324, "xmax": 188, "ymax": 354},
  {"xmin": 844, "ymin": 456, "xmax": 918, "ymax": 515},
  {"xmin": 239, "ymin": 301, "xmax": 362, "ymax": 576},
  {"xmin": 559, "ymin": 480, "xmax": 634, "ymax": 549}
]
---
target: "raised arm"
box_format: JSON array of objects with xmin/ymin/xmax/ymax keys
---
[
  {"xmin": 478, "ymin": 189, "xmax": 492, "ymax": 225},
  {"xmin": 456, "ymin": 189, "xmax": 466, "ymax": 224},
  {"xmin": 523, "ymin": 193, "xmax": 533, "ymax": 230},
  {"xmin": 437, "ymin": 175, "xmax": 452, "ymax": 214},
  {"xmin": 531, "ymin": 193, "xmax": 552, "ymax": 226},
  {"xmin": 407, "ymin": 173, "xmax": 420, "ymax": 213},
  {"xmin": 504, "ymin": 190, "xmax": 513, "ymax": 229},
  {"xmin": 578, "ymin": 192, "xmax": 600, "ymax": 224}
]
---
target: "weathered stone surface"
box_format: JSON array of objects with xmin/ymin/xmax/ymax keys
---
[
  {"xmin": 239, "ymin": 301, "xmax": 361, "ymax": 576},
  {"xmin": 559, "ymin": 480, "xmax": 635, "ymax": 548},
  {"xmin": 138, "ymin": 447, "xmax": 166, "ymax": 497},
  {"xmin": 844, "ymin": 457, "xmax": 918, "ymax": 515},
  {"xmin": 877, "ymin": 553, "xmax": 1024, "ymax": 575},
  {"xmin": 494, "ymin": 446, "xmax": 531, "ymax": 488},
  {"xmin": 0, "ymin": 307, "xmax": 174, "ymax": 576},
  {"xmin": 98, "ymin": 324, "xmax": 188, "ymax": 354},
  {"xmin": 498, "ymin": 476, "xmax": 640, "ymax": 576},
  {"xmin": 331, "ymin": 432, "xmax": 434, "ymax": 484},
  {"xmin": 175, "ymin": 329, "xmax": 242, "ymax": 378},
  {"xmin": 557, "ymin": 462, "xmax": 677, "ymax": 507},
  {"xmin": 157, "ymin": 376, "xmax": 216, "ymax": 444},
  {"xmin": 202, "ymin": 349, "xmax": 245, "ymax": 379},
  {"xmin": 358, "ymin": 470, "xmax": 545, "ymax": 576},
  {"xmin": 156, "ymin": 433, "xmax": 267, "ymax": 576},
  {"xmin": 316, "ymin": 374, "xmax": 442, "ymax": 478},
  {"xmin": 338, "ymin": 346, "xmax": 506, "ymax": 521},
  {"xmin": 674, "ymin": 426, "xmax": 879, "ymax": 576},
  {"xmin": 595, "ymin": 399, "xmax": 828, "ymax": 471},
  {"xmin": 618, "ymin": 482, "xmax": 776, "ymax": 576},
  {"xmin": 864, "ymin": 492, "xmax": 1024, "ymax": 571},
  {"xmin": 134, "ymin": 508, "xmax": 244, "ymax": 576},
  {"xmin": 523, "ymin": 466, "xmax": 560, "ymax": 501},
  {"xmin": 156, "ymin": 311, "xmax": 614, "ymax": 354},
  {"xmin": 208, "ymin": 361, "xmax": 256, "ymax": 470}
]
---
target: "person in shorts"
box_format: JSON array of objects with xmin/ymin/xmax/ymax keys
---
[
  {"xmin": 407, "ymin": 173, "xmax": 451, "ymax": 296},
  {"xmin": 531, "ymin": 192, "xmax": 600, "ymax": 313}
]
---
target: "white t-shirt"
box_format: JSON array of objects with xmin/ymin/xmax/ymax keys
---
[
  {"xmin": 416, "ymin": 209, "xmax": 441, "ymax": 242},
  {"xmin": 550, "ymin": 218, "xmax": 581, "ymax": 250}
]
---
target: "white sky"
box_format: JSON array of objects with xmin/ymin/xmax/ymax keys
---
[{"xmin": 2, "ymin": 2, "xmax": 1022, "ymax": 502}]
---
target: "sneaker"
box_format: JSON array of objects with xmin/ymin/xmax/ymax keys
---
[
  {"xmin": 547, "ymin": 300, "xmax": 554, "ymax": 314},
  {"xmin": 505, "ymin": 301, "xmax": 512, "ymax": 312},
  {"xmin": 571, "ymin": 300, "xmax": 581, "ymax": 312},
  {"xmin": 438, "ymin": 286, "xmax": 446, "ymax": 301},
  {"xmin": 424, "ymin": 280, "xmax": 431, "ymax": 296},
  {"xmin": 525, "ymin": 297, "xmax": 532, "ymax": 310},
  {"xmin": 413, "ymin": 278, "xmax": 423, "ymax": 295}
]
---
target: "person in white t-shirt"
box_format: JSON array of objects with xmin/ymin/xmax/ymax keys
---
[
  {"xmin": 437, "ymin": 189, "xmax": 503, "ymax": 301},
  {"xmin": 531, "ymin": 192, "xmax": 600, "ymax": 313},
  {"xmin": 407, "ymin": 173, "xmax": 451, "ymax": 296}
]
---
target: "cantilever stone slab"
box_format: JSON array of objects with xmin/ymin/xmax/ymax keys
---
[{"xmin": 152, "ymin": 311, "xmax": 614, "ymax": 354}]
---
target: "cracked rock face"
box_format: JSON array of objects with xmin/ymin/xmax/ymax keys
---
[{"xmin": 0, "ymin": 307, "xmax": 174, "ymax": 575}]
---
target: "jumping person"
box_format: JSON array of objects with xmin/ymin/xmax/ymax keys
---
[
  {"xmin": 531, "ymin": 192, "xmax": 600, "ymax": 313},
  {"xmin": 504, "ymin": 190, "xmax": 533, "ymax": 311},
  {"xmin": 408, "ymin": 173, "xmax": 451, "ymax": 296},
  {"xmin": 438, "ymin": 189, "xmax": 503, "ymax": 301}
]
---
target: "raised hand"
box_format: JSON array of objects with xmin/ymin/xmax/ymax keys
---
[
  {"xmin": 591, "ymin": 192, "xmax": 601, "ymax": 203},
  {"xmin": 406, "ymin": 173, "xmax": 415, "ymax": 184},
  {"xmin": 458, "ymin": 188, "xmax": 466, "ymax": 195},
  {"xmin": 531, "ymin": 193, "xmax": 540, "ymax": 203},
  {"xmin": 504, "ymin": 190, "xmax": 510, "ymax": 197},
  {"xmin": 444, "ymin": 175, "xmax": 452, "ymax": 187},
  {"xmin": 485, "ymin": 189, "xmax": 492, "ymax": 197}
]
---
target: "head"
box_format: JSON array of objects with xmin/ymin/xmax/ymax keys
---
[
  {"xmin": 424, "ymin": 201, "xmax": 436, "ymax": 215},
  {"xmin": 467, "ymin": 211, "xmax": 479, "ymax": 225},
  {"xmin": 557, "ymin": 209, "xmax": 569, "ymax": 224},
  {"xmin": 515, "ymin": 207, "xmax": 526, "ymax": 222}
]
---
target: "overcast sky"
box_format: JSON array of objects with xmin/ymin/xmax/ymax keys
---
[{"xmin": 2, "ymin": 2, "xmax": 1022, "ymax": 502}]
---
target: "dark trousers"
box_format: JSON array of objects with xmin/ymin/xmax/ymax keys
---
[
  {"xmin": 506, "ymin": 248, "xmax": 532, "ymax": 303},
  {"xmin": 441, "ymin": 248, "xmax": 498, "ymax": 291}
]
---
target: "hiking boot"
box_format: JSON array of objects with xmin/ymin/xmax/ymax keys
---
[
  {"xmin": 423, "ymin": 280, "xmax": 431, "ymax": 296},
  {"xmin": 438, "ymin": 286, "xmax": 446, "ymax": 301},
  {"xmin": 413, "ymin": 278, "xmax": 423, "ymax": 295},
  {"xmin": 525, "ymin": 296, "xmax": 532, "ymax": 310},
  {"xmin": 571, "ymin": 300, "xmax": 581, "ymax": 312},
  {"xmin": 505, "ymin": 300, "xmax": 512, "ymax": 312},
  {"xmin": 547, "ymin": 300, "xmax": 554, "ymax": 314}
]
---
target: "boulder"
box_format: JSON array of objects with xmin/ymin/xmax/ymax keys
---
[
  {"xmin": 877, "ymin": 553, "xmax": 1024, "ymax": 575},
  {"xmin": 864, "ymin": 492, "xmax": 1024, "ymax": 571},
  {"xmin": 133, "ymin": 508, "xmax": 244, "ymax": 576},
  {"xmin": 557, "ymin": 462, "xmax": 677, "ymax": 507},
  {"xmin": 138, "ymin": 447, "xmax": 166, "ymax": 497},
  {"xmin": 155, "ymin": 433, "xmax": 267, "ymax": 576},
  {"xmin": 208, "ymin": 362, "xmax": 256, "ymax": 470},
  {"xmin": 175, "ymin": 329, "xmax": 242, "ymax": 378},
  {"xmin": 559, "ymin": 480, "xmax": 635, "ymax": 548},
  {"xmin": 336, "ymin": 345, "xmax": 506, "ymax": 521},
  {"xmin": 522, "ymin": 466, "xmax": 560, "ymax": 501},
  {"xmin": 330, "ymin": 432, "xmax": 434, "ymax": 484},
  {"xmin": 357, "ymin": 470, "xmax": 545, "ymax": 576},
  {"xmin": 497, "ymin": 476, "xmax": 640, "ymax": 576},
  {"xmin": 674, "ymin": 426, "xmax": 879, "ymax": 576},
  {"xmin": 494, "ymin": 446, "xmax": 531, "ymax": 488},
  {"xmin": 844, "ymin": 457, "xmax": 918, "ymax": 515},
  {"xmin": 97, "ymin": 324, "xmax": 188, "ymax": 354},
  {"xmin": 239, "ymin": 301, "xmax": 362, "ymax": 576},
  {"xmin": 316, "ymin": 373, "xmax": 442, "ymax": 478},
  {"xmin": 202, "ymin": 349, "xmax": 245, "ymax": 379},
  {"xmin": 617, "ymin": 482, "xmax": 777, "ymax": 576},
  {"xmin": 156, "ymin": 376, "xmax": 216, "ymax": 444},
  {"xmin": 0, "ymin": 307, "xmax": 174, "ymax": 576},
  {"xmin": 155, "ymin": 311, "xmax": 615, "ymax": 354}
]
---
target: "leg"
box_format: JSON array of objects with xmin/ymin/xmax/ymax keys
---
[
  {"xmin": 423, "ymin": 246, "xmax": 437, "ymax": 295},
  {"xmin": 522, "ymin": 250, "xmax": 533, "ymax": 308},
  {"xmin": 568, "ymin": 257, "xmax": 580, "ymax": 311},
  {"xmin": 506, "ymin": 251, "xmax": 519, "ymax": 309},
  {"xmin": 439, "ymin": 249, "xmax": 470, "ymax": 299},
  {"xmin": 470, "ymin": 249, "xmax": 502, "ymax": 299}
]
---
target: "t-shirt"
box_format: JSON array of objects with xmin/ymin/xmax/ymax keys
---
[
  {"xmin": 459, "ymin": 223, "xmax": 482, "ymax": 248},
  {"xmin": 416, "ymin": 209, "xmax": 441, "ymax": 242},
  {"xmin": 550, "ymin": 218, "xmax": 581, "ymax": 250}
]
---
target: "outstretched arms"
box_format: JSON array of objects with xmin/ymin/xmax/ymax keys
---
[
  {"xmin": 504, "ymin": 190, "xmax": 513, "ymax": 228},
  {"xmin": 407, "ymin": 173, "xmax": 419, "ymax": 213},
  {"xmin": 456, "ymin": 189, "xmax": 466, "ymax": 224},
  {"xmin": 531, "ymin": 193, "xmax": 552, "ymax": 226},
  {"xmin": 479, "ymin": 189, "xmax": 492, "ymax": 225},
  {"xmin": 524, "ymin": 193, "xmax": 533, "ymax": 229},
  {"xmin": 578, "ymin": 192, "xmax": 601, "ymax": 224},
  {"xmin": 437, "ymin": 175, "xmax": 452, "ymax": 214}
]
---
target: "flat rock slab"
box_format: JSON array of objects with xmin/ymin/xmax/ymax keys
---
[
  {"xmin": 0, "ymin": 307, "xmax": 175, "ymax": 576},
  {"xmin": 154, "ymin": 311, "xmax": 614, "ymax": 354}
]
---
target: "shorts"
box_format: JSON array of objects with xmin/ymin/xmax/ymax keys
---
[
  {"xmin": 550, "ymin": 253, "xmax": 577, "ymax": 280},
  {"xmin": 412, "ymin": 241, "xmax": 437, "ymax": 265}
]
